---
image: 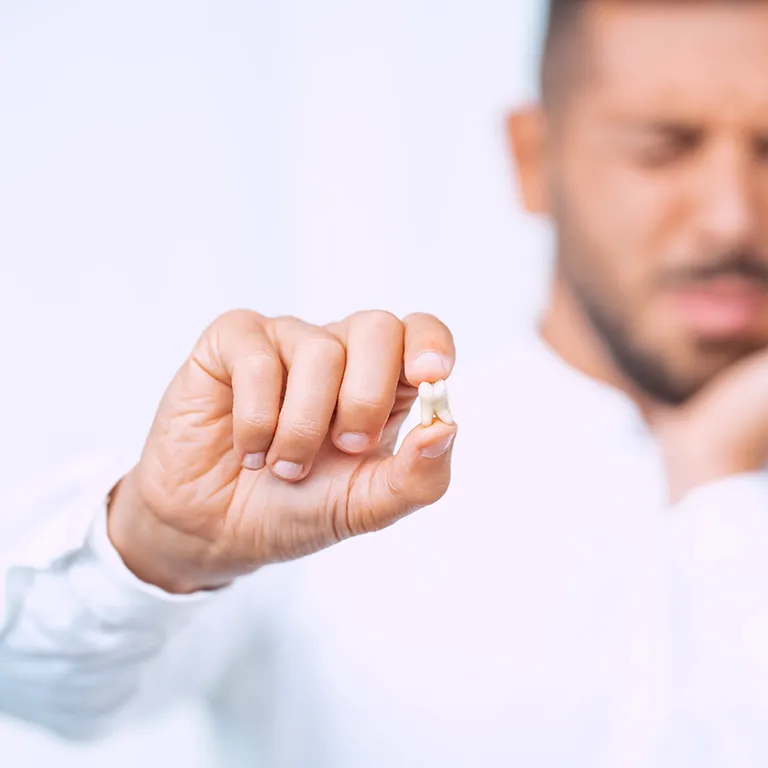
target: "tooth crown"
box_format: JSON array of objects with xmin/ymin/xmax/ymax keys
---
[{"xmin": 418, "ymin": 379, "xmax": 454, "ymax": 427}]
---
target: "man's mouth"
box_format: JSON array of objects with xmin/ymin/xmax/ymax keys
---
[{"xmin": 669, "ymin": 276, "xmax": 768, "ymax": 337}]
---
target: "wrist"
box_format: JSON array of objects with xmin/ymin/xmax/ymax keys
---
[{"xmin": 107, "ymin": 470, "xmax": 234, "ymax": 594}]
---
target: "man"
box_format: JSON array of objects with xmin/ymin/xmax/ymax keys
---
[{"xmin": 4, "ymin": 0, "xmax": 768, "ymax": 764}]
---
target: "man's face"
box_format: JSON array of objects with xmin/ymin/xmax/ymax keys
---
[{"xmin": 547, "ymin": 1, "xmax": 768, "ymax": 403}]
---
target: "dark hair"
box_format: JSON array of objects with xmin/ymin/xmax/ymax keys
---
[
  {"xmin": 547, "ymin": 0, "xmax": 584, "ymax": 31},
  {"xmin": 541, "ymin": 0, "xmax": 588, "ymax": 106}
]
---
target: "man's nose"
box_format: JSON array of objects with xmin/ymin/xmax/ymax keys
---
[{"xmin": 696, "ymin": 143, "xmax": 760, "ymax": 249}]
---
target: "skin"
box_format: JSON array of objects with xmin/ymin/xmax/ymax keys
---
[
  {"xmin": 112, "ymin": 1, "xmax": 768, "ymax": 593},
  {"xmin": 111, "ymin": 311, "xmax": 458, "ymax": 592},
  {"xmin": 509, "ymin": 0, "xmax": 768, "ymax": 501}
]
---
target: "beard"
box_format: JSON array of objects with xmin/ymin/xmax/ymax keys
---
[
  {"xmin": 550, "ymin": 181, "xmax": 768, "ymax": 406},
  {"xmin": 563, "ymin": 261, "xmax": 764, "ymax": 406},
  {"xmin": 575, "ymin": 288, "xmax": 703, "ymax": 405},
  {"xmin": 549, "ymin": 185, "xmax": 768, "ymax": 405}
]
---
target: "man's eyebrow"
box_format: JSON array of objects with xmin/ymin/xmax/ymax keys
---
[
  {"xmin": 610, "ymin": 117, "xmax": 700, "ymax": 131},
  {"xmin": 609, "ymin": 119, "xmax": 705, "ymax": 140}
]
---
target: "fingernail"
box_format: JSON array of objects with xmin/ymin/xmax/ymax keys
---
[
  {"xmin": 338, "ymin": 432, "xmax": 370, "ymax": 452},
  {"xmin": 413, "ymin": 352, "xmax": 448, "ymax": 379},
  {"xmin": 273, "ymin": 460, "xmax": 304, "ymax": 480},
  {"xmin": 243, "ymin": 452, "xmax": 266, "ymax": 470},
  {"xmin": 421, "ymin": 433, "xmax": 455, "ymax": 459}
]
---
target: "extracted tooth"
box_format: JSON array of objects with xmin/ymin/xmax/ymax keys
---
[
  {"xmin": 432, "ymin": 379, "xmax": 447, "ymax": 400},
  {"xmin": 434, "ymin": 381, "xmax": 454, "ymax": 424},
  {"xmin": 419, "ymin": 381, "xmax": 436, "ymax": 427},
  {"xmin": 418, "ymin": 379, "xmax": 454, "ymax": 427},
  {"xmin": 431, "ymin": 380, "xmax": 452, "ymax": 424},
  {"xmin": 432, "ymin": 379, "xmax": 454, "ymax": 425}
]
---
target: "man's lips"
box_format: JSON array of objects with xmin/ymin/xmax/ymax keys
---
[{"xmin": 668, "ymin": 277, "xmax": 768, "ymax": 337}]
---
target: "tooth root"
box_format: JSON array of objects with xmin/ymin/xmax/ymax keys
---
[
  {"xmin": 436, "ymin": 405, "xmax": 454, "ymax": 425},
  {"xmin": 420, "ymin": 399, "xmax": 435, "ymax": 427},
  {"xmin": 418, "ymin": 381, "xmax": 436, "ymax": 426},
  {"xmin": 432, "ymin": 379, "xmax": 453, "ymax": 425}
]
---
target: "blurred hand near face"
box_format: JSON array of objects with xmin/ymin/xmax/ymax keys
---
[{"xmin": 654, "ymin": 346, "xmax": 768, "ymax": 502}]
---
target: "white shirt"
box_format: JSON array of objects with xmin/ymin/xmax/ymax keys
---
[{"xmin": 3, "ymin": 329, "xmax": 768, "ymax": 767}]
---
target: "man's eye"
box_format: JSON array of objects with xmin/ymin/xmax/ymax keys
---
[
  {"xmin": 754, "ymin": 136, "xmax": 768, "ymax": 161},
  {"xmin": 636, "ymin": 130, "xmax": 700, "ymax": 166}
]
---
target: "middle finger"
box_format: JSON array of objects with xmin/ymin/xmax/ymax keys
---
[{"xmin": 330, "ymin": 310, "xmax": 405, "ymax": 454}]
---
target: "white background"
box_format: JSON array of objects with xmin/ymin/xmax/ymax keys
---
[{"xmin": 0, "ymin": 1, "xmax": 550, "ymax": 764}]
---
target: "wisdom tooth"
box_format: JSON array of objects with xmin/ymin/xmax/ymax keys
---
[{"xmin": 418, "ymin": 379, "xmax": 454, "ymax": 427}]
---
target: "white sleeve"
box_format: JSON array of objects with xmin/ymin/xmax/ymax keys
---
[
  {"xmin": 0, "ymin": 456, "xmax": 257, "ymax": 741},
  {"xmin": 668, "ymin": 473, "xmax": 768, "ymax": 760}
]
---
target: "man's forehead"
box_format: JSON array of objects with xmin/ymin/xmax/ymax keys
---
[{"xmin": 582, "ymin": 1, "xmax": 768, "ymax": 117}]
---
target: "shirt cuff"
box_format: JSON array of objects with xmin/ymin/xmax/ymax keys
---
[{"xmin": 0, "ymin": 455, "xmax": 214, "ymax": 639}]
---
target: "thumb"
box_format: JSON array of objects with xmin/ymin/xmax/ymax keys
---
[{"xmin": 348, "ymin": 421, "xmax": 458, "ymax": 534}]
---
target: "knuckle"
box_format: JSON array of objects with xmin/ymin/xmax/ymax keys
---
[
  {"xmin": 384, "ymin": 473, "xmax": 425, "ymax": 515},
  {"xmin": 386, "ymin": 462, "xmax": 450, "ymax": 509},
  {"xmin": 343, "ymin": 392, "xmax": 390, "ymax": 418},
  {"xmin": 273, "ymin": 313, "xmax": 302, "ymax": 325},
  {"xmin": 282, "ymin": 416, "xmax": 327, "ymax": 444},
  {"xmin": 271, "ymin": 314, "xmax": 306, "ymax": 338},
  {"xmin": 213, "ymin": 308, "xmax": 263, "ymax": 332},
  {"xmin": 237, "ymin": 403, "xmax": 276, "ymax": 433},
  {"xmin": 406, "ymin": 478, "xmax": 447, "ymax": 508},
  {"xmin": 404, "ymin": 312, "xmax": 453, "ymax": 340},
  {"xmin": 299, "ymin": 334, "xmax": 346, "ymax": 365},
  {"xmin": 357, "ymin": 309, "xmax": 402, "ymax": 332},
  {"xmin": 403, "ymin": 311, "xmax": 439, "ymax": 325},
  {"xmin": 242, "ymin": 348, "xmax": 280, "ymax": 374}
]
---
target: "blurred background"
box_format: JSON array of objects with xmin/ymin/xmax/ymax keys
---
[{"xmin": 0, "ymin": 0, "xmax": 549, "ymax": 764}]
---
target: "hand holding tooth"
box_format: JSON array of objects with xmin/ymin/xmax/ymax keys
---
[{"xmin": 107, "ymin": 309, "xmax": 458, "ymax": 594}]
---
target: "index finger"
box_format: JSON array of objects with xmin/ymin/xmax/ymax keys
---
[{"xmin": 401, "ymin": 312, "xmax": 456, "ymax": 386}]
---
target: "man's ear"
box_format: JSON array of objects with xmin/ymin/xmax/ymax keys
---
[{"xmin": 506, "ymin": 104, "xmax": 550, "ymax": 215}]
